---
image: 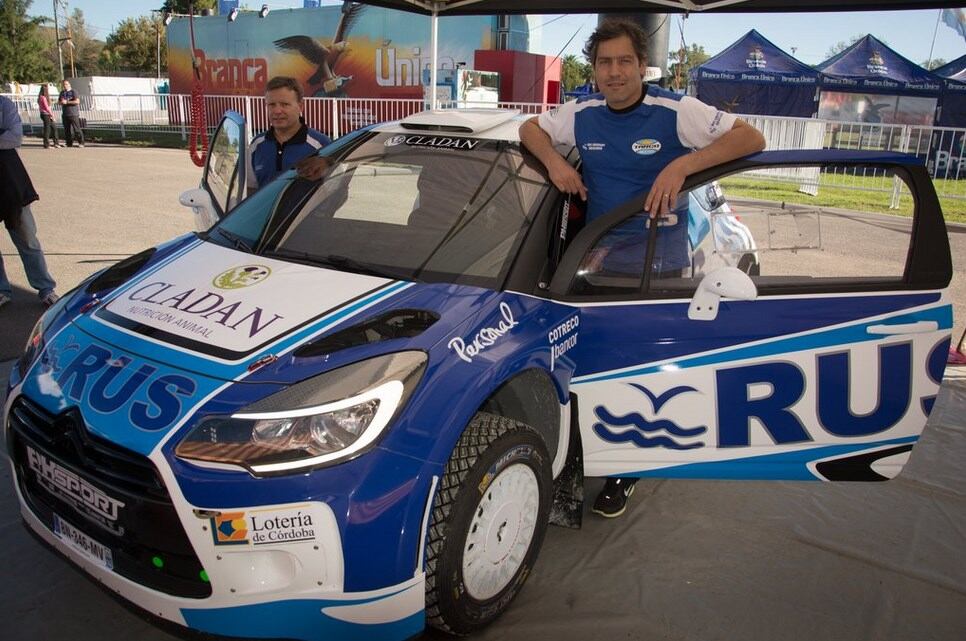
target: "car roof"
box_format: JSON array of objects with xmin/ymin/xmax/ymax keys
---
[{"xmin": 372, "ymin": 109, "xmax": 528, "ymax": 142}]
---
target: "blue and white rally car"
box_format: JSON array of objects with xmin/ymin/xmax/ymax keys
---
[{"xmin": 4, "ymin": 109, "xmax": 953, "ymax": 641}]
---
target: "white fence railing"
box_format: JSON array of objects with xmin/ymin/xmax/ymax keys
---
[{"xmin": 6, "ymin": 92, "xmax": 965, "ymax": 206}]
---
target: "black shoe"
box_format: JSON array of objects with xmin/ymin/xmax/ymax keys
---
[{"xmin": 592, "ymin": 478, "xmax": 637, "ymax": 518}]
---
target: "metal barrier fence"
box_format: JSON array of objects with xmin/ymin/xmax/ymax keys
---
[{"xmin": 6, "ymin": 92, "xmax": 964, "ymax": 207}]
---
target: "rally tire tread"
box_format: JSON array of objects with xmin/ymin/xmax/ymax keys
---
[{"xmin": 424, "ymin": 412, "xmax": 543, "ymax": 635}]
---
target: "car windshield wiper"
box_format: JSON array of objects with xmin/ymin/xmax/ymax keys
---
[
  {"xmin": 212, "ymin": 227, "xmax": 255, "ymax": 253},
  {"xmin": 265, "ymin": 249, "xmax": 420, "ymax": 282}
]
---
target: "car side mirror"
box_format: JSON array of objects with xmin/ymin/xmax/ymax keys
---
[
  {"xmin": 688, "ymin": 266, "xmax": 757, "ymax": 321},
  {"xmin": 179, "ymin": 187, "xmax": 218, "ymax": 232},
  {"xmin": 704, "ymin": 182, "xmax": 726, "ymax": 210}
]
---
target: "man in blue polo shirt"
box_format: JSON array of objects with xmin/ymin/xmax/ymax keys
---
[
  {"xmin": 246, "ymin": 76, "xmax": 331, "ymax": 194},
  {"xmin": 520, "ymin": 19, "xmax": 765, "ymax": 518}
]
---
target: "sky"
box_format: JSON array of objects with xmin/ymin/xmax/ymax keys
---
[{"xmin": 45, "ymin": 0, "xmax": 966, "ymax": 68}]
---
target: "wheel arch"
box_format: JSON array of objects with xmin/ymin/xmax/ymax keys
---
[{"xmin": 478, "ymin": 367, "xmax": 563, "ymax": 465}]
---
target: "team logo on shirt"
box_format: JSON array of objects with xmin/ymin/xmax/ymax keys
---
[{"xmin": 631, "ymin": 139, "xmax": 661, "ymax": 155}]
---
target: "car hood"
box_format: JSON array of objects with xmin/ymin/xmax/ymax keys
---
[
  {"xmin": 67, "ymin": 239, "xmax": 491, "ymax": 383},
  {"xmin": 18, "ymin": 239, "xmax": 502, "ymax": 456}
]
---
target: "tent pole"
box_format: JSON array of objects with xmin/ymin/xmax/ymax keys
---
[
  {"xmin": 927, "ymin": 9, "xmax": 942, "ymax": 68},
  {"xmin": 430, "ymin": 4, "xmax": 439, "ymax": 110}
]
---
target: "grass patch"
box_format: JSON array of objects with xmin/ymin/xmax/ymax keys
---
[
  {"xmin": 83, "ymin": 127, "xmax": 189, "ymax": 149},
  {"xmin": 719, "ymin": 172, "xmax": 966, "ymax": 224},
  {"xmin": 27, "ymin": 128, "xmax": 189, "ymax": 149}
]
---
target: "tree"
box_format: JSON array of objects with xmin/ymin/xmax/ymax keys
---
[
  {"xmin": 61, "ymin": 9, "xmax": 103, "ymax": 76},
  {"xmin": 104, "ymin": 16, "xmax": 167, "ymax": 75},
  {"xmin": 667, "ymin": 43, "xmax": 709, "ymax": 92},
  {"xmin": 161, "ymin": 0, "xmax": 216, "ymax": 15},
  {"xmin": 0, "ymin": 0, "xmax": 55, "ymax": 83},
  {"xmin": 40, "ymin": 9, "xmax": 104, "ymax": 78},
  {"xmin": 561, "ymin": 54, "xmax": 591, "ymax": 92},
  {"xmin": 824, "ymin": 35, "xmax": 887, "ymax": 61},
  {"xmin": 98, "ymin": 47, "xmax": 123, "ymax": 74},
  {"xmin": 921, "ymin": 58, "xmax": 947, "ymax": 70}
]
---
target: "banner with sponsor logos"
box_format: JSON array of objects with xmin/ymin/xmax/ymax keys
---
[
  {"xmin": 818, "ymin": 91, "xmax": 938, "ymax": 126},
  {"xmin": 166, "ymin": 6, "xmax": 501, "ymax": 100}
]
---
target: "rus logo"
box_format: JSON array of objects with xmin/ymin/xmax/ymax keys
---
[
  {"xmin": 715, "ymin": 339, "xmax": 947, "ymax": 446},
  {"xmin": 594, "ymin": 337, "xmax": 948, "ymax": 450},
  {"xmin": 53, "ymin": 344, "xmax": 197, "ymax": 432}
]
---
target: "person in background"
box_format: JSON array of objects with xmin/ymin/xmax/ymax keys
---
[
  {"xmin": 58, "ymin": 79, "xmax": 84, "ymax": 147},
  {"xmin": 0, "ymin": 95, "xmax": 59, "ymax": 310},
  {"xmin": 246, "ymin": 76, "xmax": 331, "ymax": 194},
  {"xmin": 37, "ymin": 85, "xmax": 61, "ymax": 149},
  {"xmin": 520, "ymin": 18, "xmax": 765, "ymax": 519}
]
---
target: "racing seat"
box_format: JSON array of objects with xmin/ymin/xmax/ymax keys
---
[{"xmin": 408, "ymin": 166, "xmax": 474, "ymax": 232}]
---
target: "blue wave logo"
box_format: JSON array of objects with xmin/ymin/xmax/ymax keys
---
[{"xmin": 593, "ymin": 383, "xmax": 707, "ymax": 450}]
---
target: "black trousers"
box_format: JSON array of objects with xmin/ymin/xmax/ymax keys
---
[
  {"xmin": 62, "ymin": 114, "xmax": 84, "ymax": 146},
  {"xmin": 40, "ymin": 114, "xmax": 58, "ymax": 147}
]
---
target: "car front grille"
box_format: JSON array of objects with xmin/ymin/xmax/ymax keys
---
[
  {"xmin": 10, "ymin": 397, "xmax": 168, "ymax": 499},
  {"xmin": 7, "ymin": 397, "xmax": 212, "ymax": 599}
]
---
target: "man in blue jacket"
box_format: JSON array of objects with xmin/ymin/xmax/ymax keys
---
[
  {"xmin": 246, "ymin": 76, "xmax": 331, "ymax": 195},
  {"xmin": 520, "ymin": 19, "xmax": 765, "ymax": 518}
]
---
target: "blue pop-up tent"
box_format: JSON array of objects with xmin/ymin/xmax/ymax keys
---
[
  {"xmin": 936, "ymin": 54, "xmax": 966, "ymax": 81},
  {"xmin": 689, "ymin": 29, "xmax": 822, "ymax": 117},
  {"xmin": 935, "ymin": 54, "xmax": 966, "ymax": 127},
  {"xmin": 818, "ymin": 34, "xmax": 943, "ymax": 97},
  {"xmin": 816, "ymin": 34, "xmax": 943, "ymax": 125}
]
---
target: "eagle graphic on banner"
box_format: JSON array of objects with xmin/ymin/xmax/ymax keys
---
[{"xmin": 273, "ymin": 1, "xmax": 366, "ymax": 97}]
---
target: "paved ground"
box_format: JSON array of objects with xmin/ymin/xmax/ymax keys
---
[
  {"xmin": 0, "ymin": 139, "xmax": 199, "ymax": 360},
  {"xmin": 1, "ymin": 139, "xmax": 965, "ymax": 641},
  {"xmin": 1, "ymin": 365, "xmax": 964, "ymax": 641}
]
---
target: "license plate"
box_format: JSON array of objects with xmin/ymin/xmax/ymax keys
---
[{"xmin": 52, "ymin": 514, "xmax": 114, "ymax": 571}]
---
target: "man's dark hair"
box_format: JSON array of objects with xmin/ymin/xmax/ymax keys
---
[
  {"xmin": 582, "ymin": 18, "xmax": 648, "ymax": 66},
  {"xmin": 265, "ymin": 75, "xmax": 304, "ymax": 101}
]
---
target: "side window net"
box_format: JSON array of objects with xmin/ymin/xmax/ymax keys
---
[{"xmin": 566, "ymin": 203, "xmax": 692, "ymax": 297}]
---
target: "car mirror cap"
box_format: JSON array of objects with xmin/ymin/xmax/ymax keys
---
[
  {"xmin": 179, "ymin": 187, "xmax": 218, "ymax": 232},
  {"xmin": 688, "ymin": 266, "xmax": 757, "ymax": 321}
]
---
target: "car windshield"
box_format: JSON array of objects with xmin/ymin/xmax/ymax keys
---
[{"xmin": 208, "ymin": 130, "xmax": 550, "ymax": 289}]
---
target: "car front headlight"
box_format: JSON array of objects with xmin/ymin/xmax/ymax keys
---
[
  {"xmin": 17, "ymin": 293, "xmax": 70, "ymax": 379},
  {"xmin": 175, "ymin": 351, "xmax": 426, "ymax": 475}
]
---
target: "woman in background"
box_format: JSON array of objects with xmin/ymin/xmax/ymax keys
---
[{"xmin": 37, "ymin": 85, "xmax": 60, "ymax": 149}]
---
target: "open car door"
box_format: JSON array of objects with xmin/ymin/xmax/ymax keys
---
[
  {"xmin": 179, "ymin": 111, "xmax": 248, "ymax": 231},
  {"xmin": 550, "ymin": 150, "xmax": 952, "ymax": 482}
]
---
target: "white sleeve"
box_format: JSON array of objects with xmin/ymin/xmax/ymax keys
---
[
  {"xmin": 676, "ymin": 96, "xmax": 738, "ymax": 150},
  {"xmin": 536, "ymin": 100, "xmax": 578, "ymax": 148}
]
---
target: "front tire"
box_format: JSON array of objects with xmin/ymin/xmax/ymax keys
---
[{"xmin": 425, "ymin": 412, "xmax": 552, "ymax": 635}]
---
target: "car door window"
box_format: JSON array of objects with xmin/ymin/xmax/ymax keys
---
[
  {"xmin": 204, "ymin": 116, "xmax": 244, "ymax": 217},
  {"xmin": 649, "ymin": 162, "xmax": 916, "ymax": 292},
  {"xmin": 567, "ymin": 204, "xmax": 691, "ymax": 296}
]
